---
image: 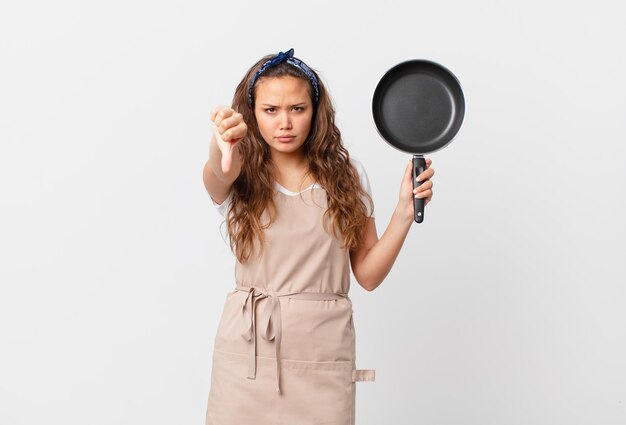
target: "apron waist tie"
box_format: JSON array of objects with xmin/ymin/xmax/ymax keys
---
[{"xmin": 235, "ymin": 286, "xmax": 348, "ymax": 394}]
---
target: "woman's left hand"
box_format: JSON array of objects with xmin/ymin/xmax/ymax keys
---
[{"xmin": 397, "ymin": 158, "xmax": 435, "ymax": 217}]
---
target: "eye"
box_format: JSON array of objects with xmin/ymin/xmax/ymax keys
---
[
  {"xmin": 292, "ymin": 106, "xmax": 304, "ymax": 112},
  {"xmin": 264, "ymin": 107, "xmax": 275, "ymax": 113}
]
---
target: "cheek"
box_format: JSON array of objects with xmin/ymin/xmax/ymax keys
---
[
  {"xmin": 256, "ymin": 116, "xmax": 274, "ymax": 136},
  {"xmin": 299, "ymin": 112, "xmax": 313, "ymax": 129}
]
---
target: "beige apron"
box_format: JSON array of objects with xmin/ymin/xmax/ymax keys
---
[{"xmin": 206, "ymin": 186, "xmax": 375, "ymax": 425}]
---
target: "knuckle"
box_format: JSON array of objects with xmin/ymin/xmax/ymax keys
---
[{"xmin": 228, "ymin": 116, "xmax": 239, "ymax": 128}]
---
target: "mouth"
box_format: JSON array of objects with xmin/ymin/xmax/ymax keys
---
[{"xmin": 276, "ymin": 135, "xmax": 296, "ymax": 143}]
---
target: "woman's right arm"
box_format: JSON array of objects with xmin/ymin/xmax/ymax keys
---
[{"xmin": 203, "ymin": 107, "xmax": 247, "ymax": 204}]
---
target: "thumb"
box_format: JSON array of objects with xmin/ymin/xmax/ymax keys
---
[
  {"xmin": 403, "ymin": 160, "xmax": 415, "ymax": 187},
  {"xmin": 221, "ymin": 143, "xmax": 233, "ymax": 174},
  {"xmin": 211, "ymin": 124, "xmax": 232, "ymax": 174}
]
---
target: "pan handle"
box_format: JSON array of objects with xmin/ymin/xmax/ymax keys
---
[{"xmin": 412, "ymin": 155, "xmax": 426, "ymax": 223}]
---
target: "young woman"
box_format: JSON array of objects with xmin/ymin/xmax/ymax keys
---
[{"xmin": 203, "ymin": 48, "xmax": 434, "ymax": 424}]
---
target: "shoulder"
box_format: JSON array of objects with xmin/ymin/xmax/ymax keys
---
[
  {"xmin": 350, "ymin": 156, "xmax": 366, "ymax": 171},
  {"xmin": 349, "ymin": 156, "xmax": 375, "ymax": 218},
  {"xmin": 349, "ymin": 157, "xmax": 372, "ymax": 189}
]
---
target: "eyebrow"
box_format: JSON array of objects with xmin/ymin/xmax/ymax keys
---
[{"xmin": 261, "ymin": 103, "xmax": 307, "ymax": 108}]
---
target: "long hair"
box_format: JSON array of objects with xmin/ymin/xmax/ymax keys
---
[{"xmin": 224, "ymin": 53, "xmax": 374, "ymax": 263}]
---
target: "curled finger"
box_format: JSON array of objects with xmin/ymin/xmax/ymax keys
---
[
  {"xmin": 214, "ymin": 108, "xmax": 235, "ymax": 127},
  {"xmin": 227, "ymin": 123, "xmax": 247, "ymax": 142},
  {"xmin": 210, "ymin": 105, "xmax": 229, "ymax": 122},
  {"xmin": 217, "ymin": 114, "xmax": 239, "ymax": 134}
]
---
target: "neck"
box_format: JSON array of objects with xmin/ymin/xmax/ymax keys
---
[{"xmin": 270, "ymin": 149, "xmax": 308, "ymax": 179}]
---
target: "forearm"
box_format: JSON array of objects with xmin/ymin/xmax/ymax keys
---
[{"xmin": 359, "ymin": 204, "xmax": 413, "ymax": 291}]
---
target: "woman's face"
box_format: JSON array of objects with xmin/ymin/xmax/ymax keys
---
[{"xmin": 253, "ymin": 76, "xmax": 314, "ymax": 157}]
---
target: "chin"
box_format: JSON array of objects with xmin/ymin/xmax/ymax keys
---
[{"xmin": 270, "ymin": 142, "xmax": 304, "ymax": 154}]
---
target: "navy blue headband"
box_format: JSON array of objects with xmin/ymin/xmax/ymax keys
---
[{"xmin": 248, "ymin": 48, "xmax": 320, "ymax": 106}]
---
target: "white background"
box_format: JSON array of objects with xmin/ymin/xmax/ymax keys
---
[{"xmin": 1, "ymin": 0, "xmax": 625, "ymax": 424}]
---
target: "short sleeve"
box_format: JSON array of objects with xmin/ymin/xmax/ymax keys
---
[
  {"xmin": 350, "ymin": 157, "xmax": 375, "ymax": 218},
  {"xmin": 209, "ymin": 189, "xmax": 232, "ymax": 218}
]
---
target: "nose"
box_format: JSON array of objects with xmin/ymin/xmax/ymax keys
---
[{"xmin": 279, "ymin": 112, "xmax": 292, "ymax": 130}]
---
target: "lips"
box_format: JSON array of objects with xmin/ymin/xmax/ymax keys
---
[{"xmin": 277, "ymin": 135, "xmax": 295, "ymax": 142}]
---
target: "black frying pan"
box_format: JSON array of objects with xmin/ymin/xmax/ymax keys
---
[{"xmin": 372, "ymin": 60, "xmax": 465, "ymax": 223}]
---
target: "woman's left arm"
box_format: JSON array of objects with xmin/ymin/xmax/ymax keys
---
[{"xmin": 349, "ymin": 158, "xmax": 434, "ymax": 291}]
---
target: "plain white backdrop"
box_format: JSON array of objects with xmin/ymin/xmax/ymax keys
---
[{"xmin": 1, "ymin": 0, "xmax": 624, "ymax": 424}]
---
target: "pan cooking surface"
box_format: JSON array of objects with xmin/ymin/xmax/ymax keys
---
[{"xmin": 372, "ymin": 60, "xmax": 465, "ymax": 153}]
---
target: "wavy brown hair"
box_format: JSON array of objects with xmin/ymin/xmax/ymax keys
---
[{"xmin": 223, "ymin": 53, "xmax": 374, "ymax": 263}]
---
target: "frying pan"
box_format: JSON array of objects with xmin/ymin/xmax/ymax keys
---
[{"xmin": 372, "ymin": 60, "xmax": 465, "ymax": 223}]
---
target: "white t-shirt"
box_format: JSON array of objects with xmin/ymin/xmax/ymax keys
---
[{"xmin": 210, "ymin": 157, "xmax": 374, "ymax": 219}]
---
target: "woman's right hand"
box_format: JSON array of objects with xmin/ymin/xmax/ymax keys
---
[{"xmin": 210, "ymin": 106, "xmax": 247, "ymax": 174}]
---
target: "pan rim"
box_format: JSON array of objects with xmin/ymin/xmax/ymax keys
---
[{"xmin": 371, "ymin": 59, "xmax": 466, "ymax": 155}]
